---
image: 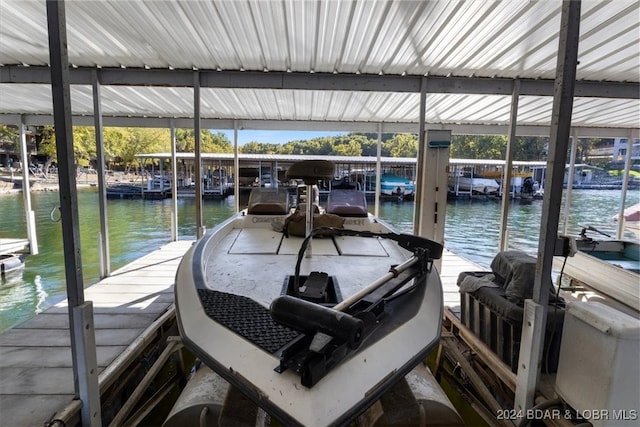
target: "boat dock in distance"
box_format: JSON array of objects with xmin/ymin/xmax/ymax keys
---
[{"xmin": 110, "ymin": 153, "xmax": 548, "ymax": 200}]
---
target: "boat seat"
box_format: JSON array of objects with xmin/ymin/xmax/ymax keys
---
[
  {"xmin": 246, "ymin": 188, "xmax": 290, "ymax": 215},
  {"xmin": 326, "ymin": 190, "xmax": 368, "ymax": 217}
]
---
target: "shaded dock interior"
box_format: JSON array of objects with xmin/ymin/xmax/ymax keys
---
[{"xmin": 0, "ymin": 242, "xmax": 481, "ymax": 426}]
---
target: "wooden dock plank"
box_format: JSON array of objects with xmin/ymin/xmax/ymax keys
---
[
  {"xmin": 440, "ymin": 248, "xmax": 486, "ymax": 310},
  {"xmin": 0, "ymin": 346, "xmax": 127, "ymax": 368},
  {"xmin": 15, "ymin": 313, "xmax": 160, "ymax": 329},
  {"xmin": 0, "ymin": 240, "xmax": 194, "ymax": 427},
  {"xmin": 0, "ymin": 328, "xmax": 145, "ymax": 347},
  {"xmin": 0, "ymin": 239, "xmax": 482, "ymax": 427}
]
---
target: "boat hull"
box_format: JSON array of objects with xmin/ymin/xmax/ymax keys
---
[
  {"xmin": 448, "ymin": 176, "xmax": 499, "ymax": 194},
  {"xmin": 175, "ymin": 211, "xmax": 443, "ymax": 426},
  {"xmin": 556, "ymin": 239, "xmax": 640, "ymax": 314},
  {"xmin": 0, "ymin": 253, "xmax": 25, "ymax": 275}
]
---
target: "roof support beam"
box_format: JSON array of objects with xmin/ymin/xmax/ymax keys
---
[
  {"xmin": 46, "ymin": 0, "xmax": 101, "ymax": 424},
  {"xmin": 2, "ymin": 66, "xmax": 637, "ymax": 98},
  {"xmin": 92, "ymin": 70, "xmax": 110, "ymax": 278},
  {"xmin": 194, "ymin": 72, "xmax": 204, "ymax": 238},
  {"xmin": 498, "ymin": 79, "xmax": 521, "ymax": 252},
  {"xmin": 515, "ymin": 0, "xmax": 582, "ymax": 413},
  {"xmin": 0, "ymin": 113, "xmax": 633, "ymax": 138},
  {"xmin": 170, "ymin": 120, "xmax": 178, "ymax": 242}
]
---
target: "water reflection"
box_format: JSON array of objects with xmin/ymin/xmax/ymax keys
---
[{"xmin": 0, "ymin": 188, "xmax": 638, "ymax": 332}]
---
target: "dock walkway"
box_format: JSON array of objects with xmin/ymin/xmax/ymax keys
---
[
  {"xmin": 0, "ymin": 240, "xmax": 194, "ymax": 427},
  {"xmin": 0, "ymin": 242, "xmax": 480, "ymax": 427}
]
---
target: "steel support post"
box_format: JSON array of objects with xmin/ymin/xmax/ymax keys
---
[
  {"xmin": 193, "ymin": 72, "xmax": 204, "ymax": 238},
  {"xmin": 616, "ymin": 129, "xmax": 635, "ymax": 239},
  {"xmin": 19, "ymin": 119, "xmax": 38, "ymax": 255},
  {"xmin": 234, "ymin": 121, "xmax": 240, "ymax": 213},
  {"xmin": 515, "ymin": 0, "xmax": 581, "ymax": 412},
  {"xmin": 562, "ymin": 129, "xmax": 578, "ymax": 235},
  {"xmin": 498, "ymin": 79, "xmax": 520, "ymax": 252},
  {"xmin": 170, "ymin": 121, "xmax": 178, "ymax": 241},
  {"xmin": 374, "ymin": 123, "xmax": 382, "ymax": 217},
  {"xmin": 413, "ymin": 77, "xmax": 427, "ymax": 235},
  {"xmin": 46, "ymin": 0, "xmax": 101, "ymax": 423},
  {"xmin": 92, "ymin": 70, "xmax": 110, "ymax": 277}
]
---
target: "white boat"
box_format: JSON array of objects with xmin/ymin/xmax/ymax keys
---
[
  {"xmin": 0, "ymin": 253, "xmax": 25, "ymax": 276},
  {"xmin": 377, "ymin": 173, "xmax": 415, "ymax": 197},
  {"xmin": 614, "ymin": 202, "xmax": 640, "ymax": 239},
  {"xmin": 556, "ymin": 226, "xmax": 640, "ymax": 314},
  {"xmin": 448, "ymin": 173, "xmax": 500, "ymax": 195},
  {"xmin": 175, "ymin": 160, "xmax": 445, "ymax": 426}
]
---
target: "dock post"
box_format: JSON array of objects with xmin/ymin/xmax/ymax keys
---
[
  {"xmin": 515, "ymin": 0, "xmax": 581, "ymax": 414},
  {"xmin": 73, "ymin": 302, "xmax": 101, "ymax": 426},
  {"xmin": 92, "ymin": 70, "xmax": 110, "ymax": 277},
  {"xmin": 498, "ymin": 79, "xmax": 520, "ymax": 252},
  {"xmin": 19, "ymin": 120, "xmax": 38, "ymax": 255},
  {"xmin": 46, "ymin": 0, "xmax": 101, "ymax": 423}
]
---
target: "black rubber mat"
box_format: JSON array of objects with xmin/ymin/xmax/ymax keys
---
[{"xmin": 197, "ymin": 289, "xmax": 300, "ymax": 354}]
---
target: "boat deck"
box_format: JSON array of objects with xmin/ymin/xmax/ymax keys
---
[{"xmin": 0, "ymin": 241, "xmax": 478, "ymax": 426}]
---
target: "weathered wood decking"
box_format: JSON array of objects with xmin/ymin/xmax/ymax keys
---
[
  {"xmin": 0, "ymin": 240, "xmax": 194, "ymax": 427},
  {"xmin": 0, "ymin": 241, "xmax": 480, "ymax": 427}
]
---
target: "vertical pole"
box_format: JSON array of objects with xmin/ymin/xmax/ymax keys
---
[
  {"xmin": 498, "ymin": 79, "xmax": 520, "ymax": 252},
  {"xmin": 92, "ymin": 70, "xmax": 110, "ymax": 277},
  {"xmin": 194, "ymin": 72, "xmax": 204, "ymax": 238},
  {"xmin": 19, "ymin": 119, "xmax": 38, "ymax": 255},
  {"xmin": 419, "ymin": 130, "xmax": 451, "ymax": 272},
  {"xmin": 46, "ymin": 0, "xmax": 101, "ymax": 424},
  {"xmin": 170, "ymin": 120, "xmax": 178, "ymax": 241},
  {"xmin": 413, "ymin": 77, "xmax": 427, "ymax": 234},
  {"xmin": 562, "ymin": 129, "xmax": 578, "ymax": 235},
  {"xmin": 616, "ymin": 130, "xmax": 635, "ymax": 239},
  {"xmin": 234, "ymin": 121, "xmax": 240, "ymax": 213},
  {"xmin": 515, "ymin": 0, "xmax": 581, "ymax": 413},
  {"xmin": 375, "ymin": 123, "xmax": 382, "ymax": 217}
]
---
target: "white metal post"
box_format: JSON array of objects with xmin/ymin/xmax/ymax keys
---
[
  {"xmin": 170, "ymin": 121, "xmax": 178, "ymax": 241},
  {"xmin": 498, "ymin": 79, "xmax": 520, "ymax": 252},
  {"xmin": 19, "ymin": 119, "xmax": 38, "ymax": 255},
  {"xmin": 515, "ymin": 0, "xmax": 581, "ymax": 413}
]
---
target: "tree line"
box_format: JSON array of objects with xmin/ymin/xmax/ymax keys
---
[{"xmin": 0, "ymin": 124, "xmax": 608, "ymax": 174}]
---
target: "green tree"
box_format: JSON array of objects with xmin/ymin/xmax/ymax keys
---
[
  {"xmin": 331, "ymin": 134, "xmax": 365, "ymax": 156},
  {"xmin": 175, "ymin": 129, "xmax": 232, "ymax": 153},
  {"xmin": 241, "ymin": 141, "xmax": 280, "ymax": 154},
  {"xmin": 451, "ymin": 135, "xmax": 506, "ymax": 159},
  {"xmin": 384, "ymin": 133, "xmax": 418, "ymax": 157}
]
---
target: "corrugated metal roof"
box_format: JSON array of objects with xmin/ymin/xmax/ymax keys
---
[{"xmin": 0, "ymin": 0, "xmax": 638, "ymax": 135}]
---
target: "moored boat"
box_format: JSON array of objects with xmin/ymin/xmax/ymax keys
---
[
  {"xmin": 555, "ymin": 226, "xmax": 640, "ymax": 314},
  {"xmin": 448, "ymin": 173, "xmax": 500, "ymax": 195},
  {"xmin": 378, "ymin": 172, "xmax": 415, "ymax": 197},
  {"xmin": 174, "ymin": 160, "xmax": 445, "ymax": 426},
  {"xmin": 0, "ymin": 253, "xmax": 25, "ymax": 276}
]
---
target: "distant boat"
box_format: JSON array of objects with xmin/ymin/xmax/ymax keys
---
[
  {"xmin": 0, "ymin": 253, "xmax": 25, "ymax": 276},
  {"xmin": 378, "ymin": 173, "xmax": 415, "ymax": 197},
  {"xmin": 448, "ymin": 173, "xmax": 500, "ymax": 195}
]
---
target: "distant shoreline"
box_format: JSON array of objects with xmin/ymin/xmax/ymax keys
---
[{"xmin": 0, "ymin": 172, "xmax": 141, "ymax": 195}]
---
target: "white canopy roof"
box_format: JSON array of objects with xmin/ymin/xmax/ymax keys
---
[{"xmin": 0, "ymin": 0, "xmax": 638, "ymax": 137}]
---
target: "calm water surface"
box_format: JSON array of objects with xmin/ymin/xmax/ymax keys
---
[{"xmin": 1, "ymin": 188, "xmax": 638, "ymax": 332}]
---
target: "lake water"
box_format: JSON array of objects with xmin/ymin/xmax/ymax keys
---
[{"xmin": 1, "ymin": 188, "xmax": 638, "ymax": 333}]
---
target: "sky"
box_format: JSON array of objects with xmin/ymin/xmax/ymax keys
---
[{"xmin": 216, "ymin": 130, "xmax": 347, "ymax": 145}]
